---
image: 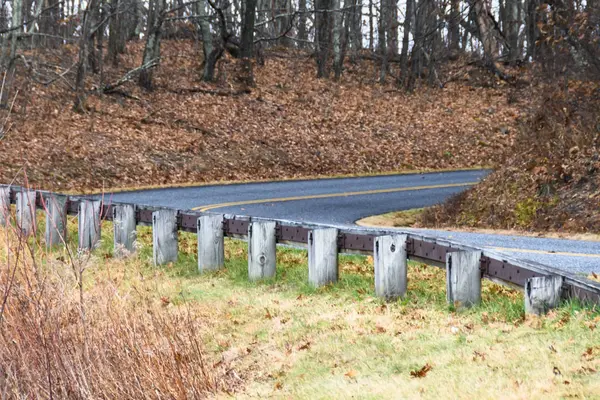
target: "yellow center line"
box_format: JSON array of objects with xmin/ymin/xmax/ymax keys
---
[
  {"xmin": 492, "ymin": 247, "xmax": 600, "ymax": 258},
  {"xmin": 192, "ymin": 182, "xmax": 477, "ymax": 212}
]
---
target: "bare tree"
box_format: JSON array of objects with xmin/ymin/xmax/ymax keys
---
[
  {"xmin": 138, "ymin": 0, "xmax": 166, "ymax": 89},
  {"xmin": 74, "ymin": 0, "xmax": 100, "ymax": 111}
]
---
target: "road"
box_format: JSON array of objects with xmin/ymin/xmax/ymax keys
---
[{"xmin": 105, "ymin": 170, "xmax": 600, "ymax": 274}]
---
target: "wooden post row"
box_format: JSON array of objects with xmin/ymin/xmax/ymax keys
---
[
  {"xmin": 0, "ymin": 186, "xmax": 9, "ymax": 226},
  {"xmin": 16, "ymin": 190, "xmax": 37, "ymax": 236},
  {"xmin": 113, "ymin": 204, "xmax": 137, "ymax": 258},
  {"xmin": 198, "ymin": 214, "xmax": 224, "ymax": 272},
  {"xmin": 446, "ymin": 250, "xmax": 482, "ymax": 309},
  {"xmin": 152, "ymin": 209, "xmax": 178, "ymax": 266},
  {"xmin": 45, "ymin": 194, "xmax": 68, "ymax": 247},
  {"xmin": 308, "ymin": 228, "xmax": 339, "ymax": 287},
  {"xmin": 374, "ymin": 234, "xmax": 408, "ymax": 300},
  {"xmin": 525, "ymin": 276, "xmax": 563, "ymax": 315},
  {"xmin": 248, "ymin": 220, "xmax": 276, "ymax": 280},
  {"xmin": 78, "ymin": 199, "xmax": 102, "ymax": 250}
]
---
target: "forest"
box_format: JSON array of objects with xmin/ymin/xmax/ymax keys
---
[{"xmin": 0, "ymin": 0, "xmax": 596, "ymax": 100}]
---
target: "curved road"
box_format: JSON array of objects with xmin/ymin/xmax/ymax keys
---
[{"xmin": 105, "ymin": 170, "xmax": 600, "ymax": 274}]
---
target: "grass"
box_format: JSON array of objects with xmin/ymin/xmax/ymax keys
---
[
  {"xmin": 1, "ymin": 211, "xmax": 599, "ymax": 398},
  {"xmin": 357, "ymin": 208, "xmax": 600, "ymax": 244},
  {"xmin": 357, "ymin": 208, "xmax": 425, "ymax": 228}
]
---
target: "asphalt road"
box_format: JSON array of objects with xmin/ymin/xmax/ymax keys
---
[{"xmin": 105, "ymin": 170, "xmax": 600, "ymax": 274}]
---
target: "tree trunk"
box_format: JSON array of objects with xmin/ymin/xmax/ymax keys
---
[
  {"xmin": 276, "ymin": 0, "xmax": 293, "ymax": 47},
  {"xmin": 468, "ymin": 0, "xmax": 501, "ymax": 66},
  {"xmin": 315, "ymin": 0, "xmax": 332, "ymax": 77},
  {"xmin": 507, "ymin": 0, "xmax": 520, "ymax": 63},
  {"xmin": 399, "ymin": 0, "xmax": 412, "ymax": 84},
  {"xmin": 298, "ymin": 0, "xmax": 308, "ymax": 47},
  {"xmin": 407, "ymin": 0, "xmax": 424, "ymax": 91},
  {"xmin": 87, "ymin": 0, "xmax": 101, "ymax": 74},
  {"xmin": 241, "ymin": 0, "xmax": 257, "ymax": 57},
  {"xmin": 332, "ymin": 0, "xmax": 343, "ymax": 78},
  {"xmin": 97, "ymin": 0, "xmax": 106, "ymax": 85},
  {"xmin": 138, "ymin": 0, "xmax": 165, "ymax": 89},
  {"xmin": 73, "ymin": 0, "xmax": 98, "ymax": 111},
  {"xmin": 28, "ymin": 0, "xmax": 45, "ymax": 47},
  {"xmin": 224, "ymin": 0, "xmax": 234, "ymax": 31},
  {"xmin": 195, "ymin": 0, "xmax": 214, "ymax": 64},
  {"xmin": 240, "ymin": 0, "xmax": 257, "ymax": 85},
  {"xmin": 203, "ymin": 0, "xmax": 229, "ymax": 81},
  {"xmin": 108, "ymin": 0, "xmax": 126, "ymax": 65},
  {"xmin": 387, "ymin": 0, "xmax": 398, "ymax": 55},
  {"xmin": 10, "ymin": 0, "xmax": 22, "ymax": 61},
  {"xmin": 448, "ymin": 0, "xmax": 460, "ymax": 52},
  {"xmin": 2, "ymin": 0, "xmax": 22, "ymax": 106},
  {"xmin": 525, "ymin": 0, "xmax": 538, "ymax": 60},
  {"xmin": 350, "ymin": 0, "xmax": 362, "ymax": 51},
  {"xmin": 379, "ymin": 0, "xmax": 388, "ymax": 82},
  {"xmin": 368, "ymin": 0, "xmax": 373, "ymax": 50}
]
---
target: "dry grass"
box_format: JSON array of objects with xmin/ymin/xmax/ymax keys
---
[
  {"xmin": 1, "ymin": 212, "xmax": 599, "ymax": 399},
  {"xmin": 357, "ymin": 208, "xmax": 600, "ymax": 242},
  {"xmin": 0, "ymin": 217, "xmax": 232, "ymax": 398},
  {"xmin": 356, "ymin": 208, "xmax": 425, "ymax": 228},
  {"xmin": 420, "ymin": 85, "xmax": 600, "ymax": 233}
]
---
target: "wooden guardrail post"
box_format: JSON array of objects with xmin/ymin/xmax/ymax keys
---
[
  {"xmin": 248, "ymin": 220, "xmax": 276, "ymax": 280},
  {"xmin": 525, "ymin": 276, "xmax": 563, "ymax": 315},
  {"xmin": 16, "ymin": 190, "xmax": 37, "ymax": 236},
  {"xmin": 78, "ymin": 199, "xmax": 101, "ymax": 250},
  {"xmin": 197, "ymin": 214, "xmax": 224, "ymax": 272},
  {"xmin": 374, "ymin": 234, "xmax": 408, "ymax": 300},
  {"xmin": 446, "ymin": 250, "xmax": 482, "ymax": 308},
  {"xmin": 113, "ymin": 204, "xmax": 136, "ymax": 257},
  {"xmin": 0, "ymin": 186, "xmax": 10, "ymax": 226},
  {"xmin": 152, "ymin": 209, "xmax": 178, "ymax": 266},
  {"xmin": 308, "ymin": 228, "xmax": 339, "ymax": 287},
  {"xmin": 44, "ymin": 194, "xmax": 67, "ymax": 247}
]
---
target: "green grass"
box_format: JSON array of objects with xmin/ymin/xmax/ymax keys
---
[{"xmin": 5, "ymin": 211, "xmax": 600, "ymax": 399}]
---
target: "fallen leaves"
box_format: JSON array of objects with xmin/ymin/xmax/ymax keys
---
[
  {"xmin": 410, "ymin": 364, "xmax": 433, "ymax": 378},
  {"xmin": 1, "ymin": 41, "xmax": 523, "ymax": 192},
  {"xmin": 344, "ymin": 370, "xmax": 358, "ymax": 379},
  {"xmin": 264, "ymin": 309, "xmax": 273, "ymax": 319},
  {"xmin": 297, "ymin": 341, "xmax": 311, "ymax": 351}
]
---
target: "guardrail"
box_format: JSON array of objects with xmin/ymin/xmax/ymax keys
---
[{"xmin": 1, "ymin": 184, "xmax": 599, "ymax": 314}]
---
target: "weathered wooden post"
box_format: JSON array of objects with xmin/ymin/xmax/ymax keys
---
[
  {"xmin": 78, "ymin": 199, "xmax": 102, "ymax": 250},
  {"xmin": 152, "ymin": 209, "xmax": 178, "ymax": 266},
  {"xmin": 113, "ymin": 204, "xmax": 137, "ymax": 258},
  {"xmin": 374, "ymin": 234, "xmax": 408, "ymax": 300},
  {"xmin": 308, "ymin": 228, "xmax": 339, "ymax": 287},
  {"xmin": 248, "ymin": 220, "xmax": 276, "ymax": 280},
  {"xmin": 0, "ymin": 186, "xmax": 10, "ymax": 226},
  {"xmin": 44, "ymin": 194, "xmax": 68, "ymax": 247},
  {"xmin": 446, "ymin": 250, "xmax": 482, "ymax": 308},
  {"xmin": 525, "ymin": 276, "xmax": 564, "ymax": 315},
  {"xmin": 16, "ymin": 190, "xmax": 37, "ymax": 236},
  {"xmin": 197, "ymin": 214, "xmax": 224, "ymax": 272}
]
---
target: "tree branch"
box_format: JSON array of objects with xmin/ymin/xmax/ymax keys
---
[{"xmin": 103, "ymin": 59, "xmax": 160, "ymax": 93}]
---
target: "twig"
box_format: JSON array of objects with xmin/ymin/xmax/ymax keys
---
[
  {"xmin": 102, "ymin": 59, "xmax": 159, "ymax": 93},
  {"xmin": 169, "ymin": 87, "xmax": 251, "ymax": 96}
]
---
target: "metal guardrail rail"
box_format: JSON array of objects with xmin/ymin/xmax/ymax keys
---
[{"xmin": 4, "ymin": 185, "xmax": 600, "ymax": 306}]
